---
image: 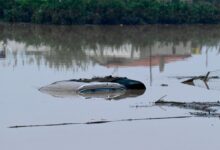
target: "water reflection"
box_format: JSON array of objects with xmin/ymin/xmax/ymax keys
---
[
  {"xmin": 1, "ymin": 24, "xmax": 220, "ymax": 71},
  {"xmin": 0, "ymin": 41, "xmax": 6, "ymax": 59}
]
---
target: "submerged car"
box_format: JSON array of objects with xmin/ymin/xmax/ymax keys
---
[
  {"xmin": 69, "ymin": 75, "xmax": 146, "ymax": 89},
  {"xmin": 39, "ymin": 76, "xmax": 146, "ymax": 100},
  {"xmin": 77, "ymin": 82, "xmax": 126, "ymax": 99}
]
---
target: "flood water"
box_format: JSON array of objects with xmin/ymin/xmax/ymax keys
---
[{"xmin": 1, "ymin": 23, "xmax": 220, "ymax": 150}]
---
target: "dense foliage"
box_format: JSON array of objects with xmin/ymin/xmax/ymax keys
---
[{"xmin": 0, "ymin": 0, "xmax": 220, "ymax": 24}]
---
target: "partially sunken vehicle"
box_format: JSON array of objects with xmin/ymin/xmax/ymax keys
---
[{"xmin": 39, "ymin": 76, "xmax": 146, "ymax": 100}]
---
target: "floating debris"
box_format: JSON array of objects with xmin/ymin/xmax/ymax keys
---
[
  {"xmin": 181, "ymin": 71, "xmax": 220, "ymax": 91},
  {"xmin": 131, "ymin": 95, "xmax": 220, "ymax": 113},
  {"xmin": 161, "ymin": 84, "xmax": 168, "ymax": 87},
  {"xmin": 155, "ymin": 100, "xmax": 220, "ymax": 112}
]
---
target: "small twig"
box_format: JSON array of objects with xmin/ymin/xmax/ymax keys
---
[
  {"xmin": 204, "ymin": 71, "xmax": 210, "ymax": 81},
  {"xmin": 155, "ymin": 95, "xmax": 167, "ymax": 102}
]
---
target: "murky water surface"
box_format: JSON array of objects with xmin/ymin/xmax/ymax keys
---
[{"xmin": 1, "ymin": 24, "xmax": 220, "ymax": 150}]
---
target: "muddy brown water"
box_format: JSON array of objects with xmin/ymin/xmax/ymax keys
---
[{"xmin": 1, "ymin": 23, "xmax": 220, "ymax": 150}]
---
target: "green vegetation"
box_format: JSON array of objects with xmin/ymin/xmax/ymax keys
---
[{"xmin": 0, "ymin": 0, "xmax": 220, "ymax": 24}]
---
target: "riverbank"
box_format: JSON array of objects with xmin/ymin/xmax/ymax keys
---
[{"xmin": 0, "ymin": 0, "xmax": 220, "ymax": 25}]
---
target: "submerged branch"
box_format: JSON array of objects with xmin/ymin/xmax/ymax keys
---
[
  {"xmin": 155, "ymin": 100, "xmax": 220, "ymax": 112},
  {"xmin": 132, "ymin": 99, "xmax": 220, "ymax": 113},
  {"xmin": 190, "ymin": 112, "xmax": 220, "ymax": 118},
  {"xmin": 9, "ymin": 116, "xmax": 191, "ymax": 129}
]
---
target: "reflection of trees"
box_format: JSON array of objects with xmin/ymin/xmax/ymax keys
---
[
  {"xmin": 0, "ymin": 40, "xmax": 6, "ymax": 58},
  {"xmin": 0, "ymin": 24, "xmax": 220, "ymax": 70}
]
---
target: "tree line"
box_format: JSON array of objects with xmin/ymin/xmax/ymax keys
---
[{"xmin": 0, "ymin": 0, "xmax": 220, "ymax": 24}]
